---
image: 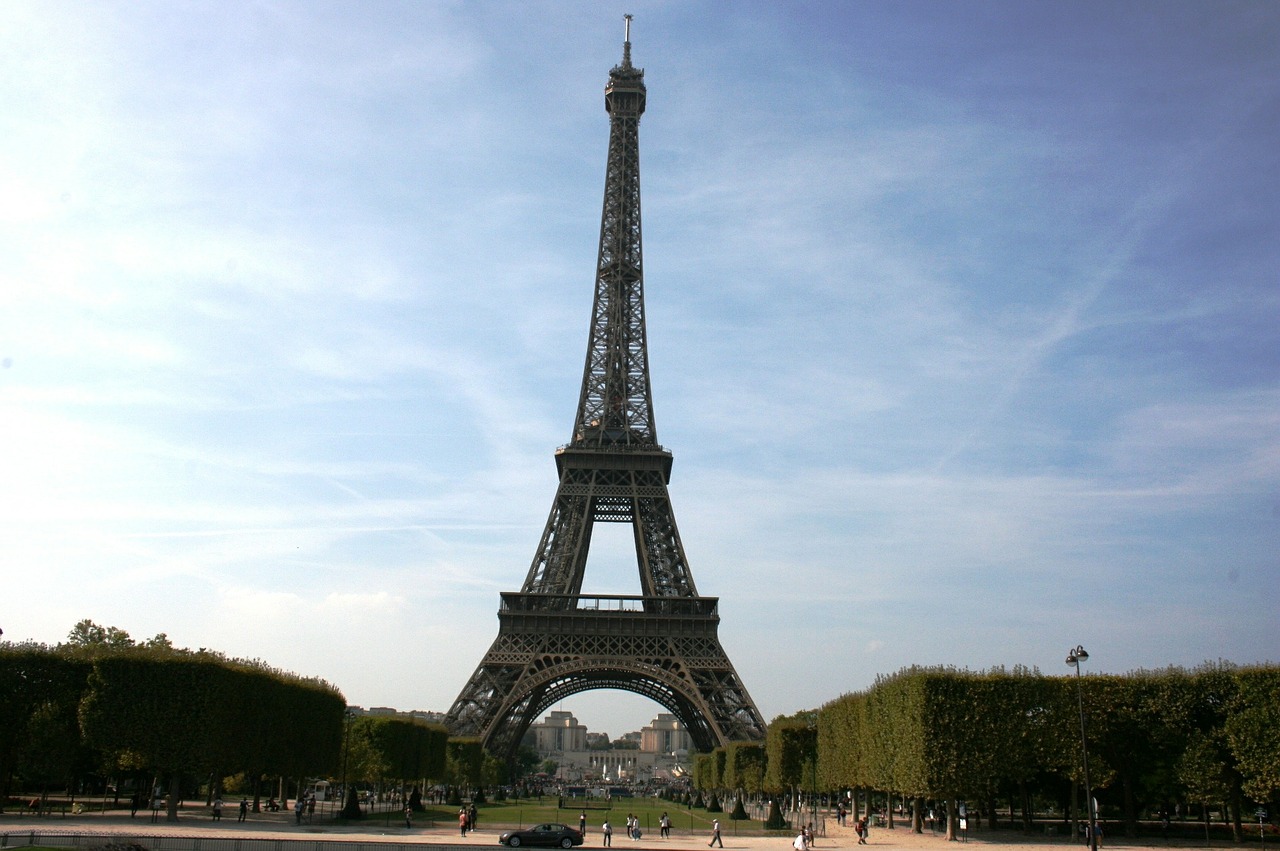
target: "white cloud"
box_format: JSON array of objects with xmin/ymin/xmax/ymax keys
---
[{"xmin": 2, "ymin": 1, "xmax": 1276, "ymax": 735}]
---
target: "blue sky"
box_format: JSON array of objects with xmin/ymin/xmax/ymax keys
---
[{"xmin": 2, "ymin": 1, "xmax": 1277, "ymax": 740}]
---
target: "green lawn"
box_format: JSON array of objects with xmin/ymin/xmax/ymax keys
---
[{"xmin": 409, "ymin": 798, "xmax": 790, "ymax": 837}]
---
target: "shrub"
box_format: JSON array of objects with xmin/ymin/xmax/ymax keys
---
[{"xmin": 765, "ymin": 800, "xmax": 788, "ymax": 830}]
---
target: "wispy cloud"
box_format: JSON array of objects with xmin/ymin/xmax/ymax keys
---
[{"xmin": 2, "ymin": 2, "xmax": 1276, "ymax": 732}]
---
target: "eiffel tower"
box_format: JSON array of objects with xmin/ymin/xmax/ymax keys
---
[{"xmin": 444, "ymin": 17, "xmax": 766, "ymax": 761}]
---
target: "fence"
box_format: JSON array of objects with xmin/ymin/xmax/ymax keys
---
[{"xmin": 1, "ymin": 832, "xmax": 425, "ymax": 851}]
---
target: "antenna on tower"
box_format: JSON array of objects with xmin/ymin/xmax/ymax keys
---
[{"xmin": 622, "ymin": 14, "xmax": 633, "ymax": 66}]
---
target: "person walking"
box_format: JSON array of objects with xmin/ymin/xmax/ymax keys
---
[
  {"xmin": 459, "ymin": 808, "xmax": 468, "ymax": 836},
  {"xmin": 212, "ymin": 796, "xmax": 223, "ymax": 820},
  {"xmin": 660, "ymin": 812, "xmax": 671, "ymax": 838},
  {"xmin": 794, "ymin": 830, "xmax": 808, "ymax": 851},
  {"xmin": 709, "ymin": 818, "xmax": 723, "ymax": 848},
  {"xmin": 238, "ymin": 798, "xmax": 248, "ymax": 822},
  {"xmin": 580, "ymin": 810, "xmax": 588, "ymax": 837},
  {"xmin": 404, "ymin": 805, "xmax": 413, "ymax": 829},
  {"xmin": 603, "ymin": 819, "xmax": 613, "ymax": 847},
  {"xmin": 856, "ymin": 816, "xmax": 868, "ymax": 845}
]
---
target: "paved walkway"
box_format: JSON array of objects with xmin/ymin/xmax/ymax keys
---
[{"xmin": 0, "ymin": 811, "xmax": 1217, "ymax": 851}]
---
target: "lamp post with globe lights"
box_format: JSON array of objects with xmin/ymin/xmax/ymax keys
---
[{"xmin": 1067, "ymin": 645, "xmax": 1097, "ymax": 851}]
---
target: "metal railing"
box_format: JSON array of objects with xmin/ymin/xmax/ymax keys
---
[
  {"xmin": 1, "ymin": 832, "xmax": 423, "ymax": 851},
  {"xmin": 499, "ymin": 593, "xmax": 717, "ymax": 617}
]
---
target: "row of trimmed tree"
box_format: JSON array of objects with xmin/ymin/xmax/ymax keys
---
[
  {"xmin": 691, "ymin": 664, "xmax": 1279, "ymax": 841},
  {"xmin": 0, "ymin": 632, "xmax": 486, "ymax": 820}
]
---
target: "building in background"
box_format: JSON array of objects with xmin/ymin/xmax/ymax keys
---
[
  {"xmin": 527, "ymin": 710, "xmax": 690, "ymax": 784},
  {"xmin": 533, "ymin": 710, "xmax": 589, "ymax": 754}
]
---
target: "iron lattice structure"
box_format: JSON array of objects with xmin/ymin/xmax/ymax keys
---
[{"xmin": 444, "ymin": 19, "xmax": 766, "ymax": 761}]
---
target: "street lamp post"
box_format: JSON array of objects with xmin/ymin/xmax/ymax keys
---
[{"xmin": 1066, "ymin": 645, "xmax": 1097, "ymax": 851}]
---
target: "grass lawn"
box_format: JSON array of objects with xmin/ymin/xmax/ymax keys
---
[{"xmin": 404, "ymin": 798, "xmax": 791, "ymax": 837}]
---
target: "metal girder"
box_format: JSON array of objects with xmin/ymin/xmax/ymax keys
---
[{"xmin": 447, "ymin": 597, "xmax": 764, "ymax": 761}]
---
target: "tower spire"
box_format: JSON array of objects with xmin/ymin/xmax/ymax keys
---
[{"xmin": 622, "ymin": 13, "xmax": 633, "ymax": 68}]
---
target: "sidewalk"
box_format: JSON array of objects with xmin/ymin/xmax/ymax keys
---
[{"xmin": 0, "ymin": 811, "xmax": 1196, "ymax": 851}]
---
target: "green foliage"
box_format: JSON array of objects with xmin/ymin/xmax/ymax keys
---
[
  {"xmin": 349, "ymin": 716, "xmax": 448, "ymax": 786},
  {"xmin": 809, "ymin": 661, "xmax": 1280, "ymax": 838},
  {"xmin": 1178, "ymin": 732, "xmax": 1231, "ymax": 805},
  {"xmin": 511, "ymin": 744, "xmax": 541, "ymax": 781},
  {"xmin": 446, "ymin": 737, "xmax": 485, "ymax": 790},
  {"xmin": 1225, "ymin": 666, "xmax": 1280, "ymax": 801},
  {"xmin": 0, "ymin": 644, "xmax": 91, "ymax": 800},
  {"xmin": 724, "ymin": 742, "xmax": 765, "ymax": 794},
  {"xmin": 1, "ymin": 624, "xmax": 345, "ymax": 816},
  {"xmin": 692, "ymin": 753, "xmax": 714, "ymax": 791},
  {"xmin": 764, "ymin": 714, "xmax": 816, "ymax": 792}
]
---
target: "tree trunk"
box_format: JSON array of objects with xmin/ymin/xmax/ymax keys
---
[
  {"xmin": 166, "ymin": 771, "xmax": 180, "ymax": 822},
  {"xmin": 945, "ymin": 798, "xmax": 959, "ymax": 841},
  {"xmin": 912, "ymin": 796, "xmax": 924, "ymax": 834},
  {"xmin": 887, "ymin": 792, "xmax": 895, "ymax": 830},
  {"xmin": 1069, "ymin": 780, "xmax": 1078, "ymax": 842},
  {"xmin": 1124, "ymin": 775, "xmax": 1138, "ymax": 837},
  {"xmin": 1229, "ymin": 781, "xmax": 1243, "ymax": 843}
]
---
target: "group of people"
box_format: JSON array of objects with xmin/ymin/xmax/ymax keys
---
[
  {"xmin": 293, "ymin": 795, "xmax": 317, "ymax": 824},
  {"xmin": 599, "ymin": 811, "xmax": 656, "ymax": 845},
  {"xmin": 209, "ymin": 797, "xmax": 252, "ymax": 822},
  {"xmin": 458, "ymin": 803, "xmax": 479, "ymax": 835},
  {"xmin": 795, "ymin": 819, "xmax": 868, "ymax": 850}
]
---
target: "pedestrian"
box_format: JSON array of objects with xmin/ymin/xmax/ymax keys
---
[
  {"xmin": 581, "ymin": 810, "xmax": 588, "ymax": 836},
  {"xmin": 459, "ymin": 808, "xmax": 468, "ymax": 836},
  {"xmin": 660, "ymin": 812, "xmax": 671, "ymax": 838},
  {"xmin": 709, "ymin": 818, "xmax": 723, "ymax": 848},
  {"xmin": 603, "ymin": 819, "xmax": 613, "ymax": 847},
  {"xmin": 856, "ymin": 816, "xmax": 868, "ymax": 845},
  {"xmin": 238, "ymin": 798, "xmax": 248, "ymax": 822},
  {"xmin": 404, "ymin": 806, "xmax": 413, "ymax": 829},
  {"xmin": 294, "ymin": 798, "xmax": 303, "ymax": 825},
  {"xmin": 469, "ymin": 803, "xmax": 478, "ymax": 831},
  {"xmin": 794, "ymin": 830, "xmax": 808, "ymax": 851},
  {"xmin": 213, "ymin": 796, "xmax": 223, "ymax": 820}
]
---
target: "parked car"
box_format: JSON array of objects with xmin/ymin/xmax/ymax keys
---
[{"xmin": 498, "ymin": 823, "xmax": 585, "ymax": 848}]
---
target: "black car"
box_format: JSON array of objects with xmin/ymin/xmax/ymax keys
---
[{"xmin": 498, "ymin": 823, "xmax": 585, "ymax": 848}]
